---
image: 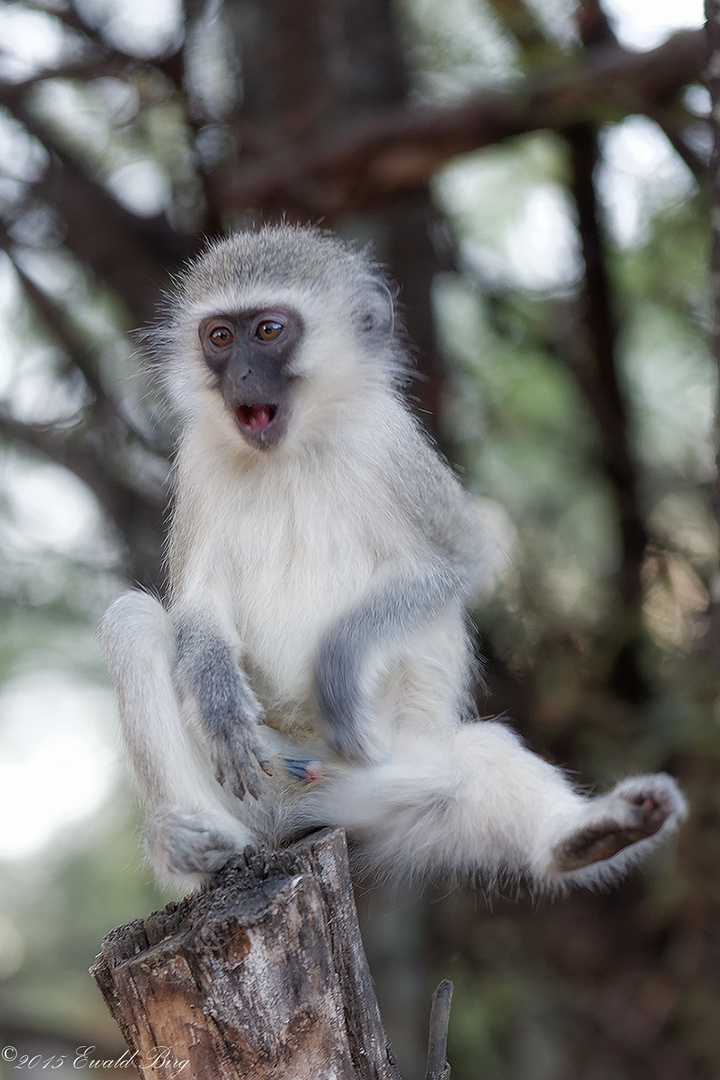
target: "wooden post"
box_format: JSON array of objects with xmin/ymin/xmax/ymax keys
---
[{"xmin": 91, "ymin": 829, "xmax": 402, "ymax": 1080}]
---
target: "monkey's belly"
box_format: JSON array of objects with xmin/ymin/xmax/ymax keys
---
[
  {"xmin": 241, "ymin": 619, "xmax": 326, "ymax": 719},
  {"xmin": 237, "ymin": 575, "xmax": 368, "ymax": 730},
  {"xmin": 262, "ymin": 702, "xmax": 319, "ymax": 743}
]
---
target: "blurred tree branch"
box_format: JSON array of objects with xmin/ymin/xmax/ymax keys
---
[{"xmin": 211, "ymin": 28, "xmax": 706, "ymax": 215}]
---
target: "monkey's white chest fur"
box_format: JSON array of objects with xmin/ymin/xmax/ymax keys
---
[
  {"xmin": 171, "ymin": 431, "xmax": 397, "ymax": 713},
  {"xmin": 231, "ymin": 478, "xmax": 378, "ymax": 705}
]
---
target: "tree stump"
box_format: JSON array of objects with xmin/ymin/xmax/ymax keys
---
[{"xmin": 91, "ymin": 829, "xmax": 402, "ymax": 1080}]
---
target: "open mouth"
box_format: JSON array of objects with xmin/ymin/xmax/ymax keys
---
[{"xmin": 235, "ymin": 403, "xmax": 278, "ymax": 434}]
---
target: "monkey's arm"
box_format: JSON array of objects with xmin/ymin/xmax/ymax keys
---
[
  {"xmin": 315, "ymin": 557, "xmax": 464, "ymax": 762},
  {"xmin": 315, "ymin": 424, "xmax": 491, "ymax": 762},
  {"xmin": 173, "ymin": 610, "xmax": 274, "ymax": 799}
]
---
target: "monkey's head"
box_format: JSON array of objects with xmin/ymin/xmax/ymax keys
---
[{"xmin": 155, "ymin": 225, "xmax": 403, "ymax": 454}]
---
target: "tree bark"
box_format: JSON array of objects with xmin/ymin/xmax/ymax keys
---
[{"xmin": 91, "ymin": 829, "xmax": 402, "ymax": 1080}]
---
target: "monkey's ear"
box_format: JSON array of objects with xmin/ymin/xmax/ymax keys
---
[{"xmin": 357, "ymin": 279, "xmax": 395, "ymax": 339}]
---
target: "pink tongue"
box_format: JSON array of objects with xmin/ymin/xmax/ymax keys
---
[{"xmin": 239, "ymin": 404, "xmax": 274, "ymax": 432}]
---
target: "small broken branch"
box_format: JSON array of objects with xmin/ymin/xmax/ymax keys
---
[{"xmin": 425, "ymin": 979, "xmax": 454, "ymax": 1080}]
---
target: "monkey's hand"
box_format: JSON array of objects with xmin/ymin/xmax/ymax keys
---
[{"xmin": 207, "ymin": 710, "xmax": 274, "ymax": 802}]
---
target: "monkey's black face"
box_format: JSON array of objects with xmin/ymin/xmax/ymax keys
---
[{"xmin": 198, "ymin": 308, "xmax": 302, "ymax": 449}]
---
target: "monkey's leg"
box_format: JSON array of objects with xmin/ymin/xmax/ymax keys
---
[
  {"xmin": 100, "ymin": 591, "xmax": 256, "ymax": 885},
  {"xmin": 291, "ymin": 720, "xmax": 686, "ymax": 891}
]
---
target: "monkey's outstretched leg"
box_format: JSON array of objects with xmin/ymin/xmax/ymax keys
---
[
  {"xmin": 100, "ymin": 591, "xmax": 255, "ymax": 886},
  {"xmin": 291, "ymin": 720, "xmax": 687, "ymax": 892}
]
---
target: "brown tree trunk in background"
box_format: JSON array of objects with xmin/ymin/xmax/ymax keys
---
[
  {"xmin": 706, "ymin": 0, "xmax": 720, "ymax": 668},
  {"xmin": 565, "ymin": 121, "xmax": 650, "ymax": 703}
]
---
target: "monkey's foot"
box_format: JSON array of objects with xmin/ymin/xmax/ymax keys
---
[
  {"xmin": 145, "ymin": 809, "xmax": 248, "ymax": 878},
  {"xmin": 552, "ymin": 774, "xmax": 687, "ymax": 873}
]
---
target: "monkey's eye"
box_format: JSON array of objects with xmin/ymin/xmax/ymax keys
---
[
  {"xmin": 255, "ymin": 319, "xmax": 283, "ymax": 342},
  {"xmin": 209, "ymin": 325, "xmax": 234, "ymax": 347}
]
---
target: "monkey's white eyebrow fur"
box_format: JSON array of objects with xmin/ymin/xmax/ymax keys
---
[{"xmin": 100, "ymin": 223, "xmax": 687, "ymax": 894}]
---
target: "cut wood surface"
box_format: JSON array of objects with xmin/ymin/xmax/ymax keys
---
[{"xmin": 91, "ymin": 829, "xmax": 402, "ymax": 1080}]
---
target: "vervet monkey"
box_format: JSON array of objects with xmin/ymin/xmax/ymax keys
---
[{"xmin": 101, "ymin": 224, "xmax": 686, "ymax": 892}]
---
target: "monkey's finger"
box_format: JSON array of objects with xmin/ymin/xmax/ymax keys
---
[
  {"xmin": 245, "ymin": 772, "xmax": 263, "ymax": 801},
  {"xmin": 248, "ymin": 739, "xmax": 274, "ymax": 777},
  {"xmin": 228, "ymin": 774, "xmax": 246, "ymax": 800},
  {"xmin": 257, "ymin": 754, "xmax": 274, "ymax": 777}
]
